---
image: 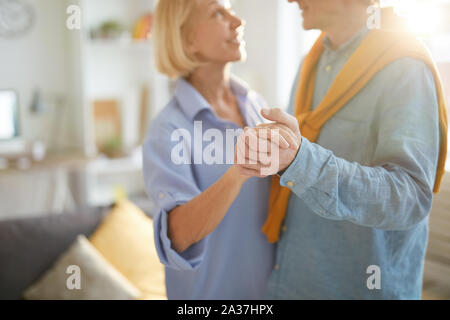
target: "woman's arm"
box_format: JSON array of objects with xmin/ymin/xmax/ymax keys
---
[{"xmin": 168, "ymin": 165, "xmax": 249, "ymax": 253}]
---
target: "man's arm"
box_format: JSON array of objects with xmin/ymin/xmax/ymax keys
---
[
  {"xmin": 280, "ymin": 58, "xmax": 440, "ymax": 230},
  {"xmin": 237, "ymin": 58, "xmax": 440, "ymax": 231}
]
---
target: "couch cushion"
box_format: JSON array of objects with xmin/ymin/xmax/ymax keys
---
[
  {"xmin": 0, "ymin": 207, "xmax": 109, "ymax": 300},
  {"xmin": 89, "ymin": 200, "xmax": 166, "ymax": 299},
  {"xmin": 23, "ymin": 235, "xmax": 141, "ymax": 300}
]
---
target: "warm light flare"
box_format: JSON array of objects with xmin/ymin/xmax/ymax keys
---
[{"xmin": 381, "ymin": 0, "xmax": 444, "ymax": 35}]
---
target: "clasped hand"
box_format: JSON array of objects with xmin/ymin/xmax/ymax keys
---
[{"xmin": 234, "ymin": 108, "xmax": 302, "ymax": 178}]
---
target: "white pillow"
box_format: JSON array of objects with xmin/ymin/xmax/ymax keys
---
[{"xmin": 23, "ymin": 235, "xmax": 141, "ymax": 300}]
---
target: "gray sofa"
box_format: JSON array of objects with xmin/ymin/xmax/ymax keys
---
[{"xmin": 0, "ymin": 206, "xmax": 113, "ymax": 300}]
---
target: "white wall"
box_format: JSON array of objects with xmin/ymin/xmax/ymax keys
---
[
  {"xmin": 232, "ymin": 0, "xmax": 320, "ymax": 109},
  {"xmin": 231, "ymin": 0, "xmax": 279, "ymax": 107},
  {"xmin": 0, "ymin": 0, "xmax": 76, "ymax": 150},
  {"xmin": 275, "ymin": 1, "xmax": 321, "ymax": 108}
]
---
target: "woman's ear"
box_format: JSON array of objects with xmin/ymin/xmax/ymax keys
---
[{"xmin": 184, "ymin": 28, "xmax": 199, "ymax": 56}]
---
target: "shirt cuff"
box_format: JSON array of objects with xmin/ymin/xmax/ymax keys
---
[
  {"xmin": 154, "ymin": 208, "xmax": 207, "ymax": 271},
  {"xmin": 280, "ymin": 137, "xmax": 335, "ymax": 197}
]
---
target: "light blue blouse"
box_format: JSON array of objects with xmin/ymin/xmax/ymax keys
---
[{"xmin": 143, "ymin": 77, "xmax": 276, "ymax": 299}]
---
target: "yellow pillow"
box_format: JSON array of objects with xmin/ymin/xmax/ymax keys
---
[{"xmin": 89, "ymin": 200, "xmax": 166, "ymax": 300}]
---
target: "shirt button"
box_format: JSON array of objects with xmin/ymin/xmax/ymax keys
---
[
  {"xmin": 282, "ymin": 225, "xmax": 287, "ymax": 232},
  {"xmin": 287, "ymin": 181, "xmax": 294, "ymax": 187},
  {"xmin": 274, "ymin": 264, "xmax": 280, "ymax": 270},
  {"xmin": 159, "ymin": 193, "xmax": 165, "ymax": 199},
  {"xmin": 325, "ymin": 65, "xmax": 332, "ymax": 72}
]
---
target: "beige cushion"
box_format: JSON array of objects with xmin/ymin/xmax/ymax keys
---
[
  {"xmin": 89, "ymin": 200, "xmax": 166, "ymax": 300},
  {"xmin": 23, "ymin": 235, "xmax": 141, "ymax": 300}
]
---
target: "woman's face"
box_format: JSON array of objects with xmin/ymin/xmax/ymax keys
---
[{"xmin": 187, "ymin": 0, "xmax": 245, "ymax": 64}]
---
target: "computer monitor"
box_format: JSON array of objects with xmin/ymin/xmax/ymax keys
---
[{"xmin": 0, "ymin": 90, "xmax": 20, "ymax": 141}]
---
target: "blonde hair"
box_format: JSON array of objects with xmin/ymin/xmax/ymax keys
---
[{"xmin": 153, "ymin": 0, "xmax": 201, "ymax": 78}]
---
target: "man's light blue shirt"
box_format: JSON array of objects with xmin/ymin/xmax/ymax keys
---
[
  {"xmin": 266, "ymin": 29, "xmax": 440, "ymax": 299},
  {"xmin": 143, "ymin": 77, "xmax": 276, "ymax": 299}
]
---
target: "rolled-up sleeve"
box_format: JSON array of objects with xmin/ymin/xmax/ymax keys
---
[
  {"xmin": 281, "ymin": 58, "xmax": 440, "ymax": 231},
  {"xmin": 143, "ymin": 123, "xmax": 207, "ymax": 271}
]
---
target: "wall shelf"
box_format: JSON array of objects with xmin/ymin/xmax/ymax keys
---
[
  {"xmin": 65, "ymin": 0, "xmax": 170, "ymax": 158},
  {"xmin": 63, "ymin": 0, "xmax": 170, "ymax": 207},
  {"xmin": 87, "ymin": 38, "xmax": 153, "ymax": 50}
]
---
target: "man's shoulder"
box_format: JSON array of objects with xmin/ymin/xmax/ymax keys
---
[
  {"xmin": 377, "ymin": 57, "xmax": 435, "ymax": 86},
  {"xmin": 363, "ymin": 57, "xmax": 437, "ymax": 106}
]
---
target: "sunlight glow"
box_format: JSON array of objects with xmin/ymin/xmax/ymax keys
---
[{"xmin": 381, "ymin": 0, "xmax": 444, "ymax": 36}]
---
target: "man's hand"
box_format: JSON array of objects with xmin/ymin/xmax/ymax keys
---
[{"xmin": 234, "ymin": 108, "xmax": 302, "ymax": 177}]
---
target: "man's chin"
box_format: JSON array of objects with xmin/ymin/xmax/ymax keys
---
[
  {"xmin": 302, "ymin": 22, "xmax": 314, "ymax": 30},
  {"xmin": 302, "ymin": 20, "xmax": 321, "ymax": 31},
  {"xmin": 301, "ymin": 17, "xmax": 312, "ymax": 30}
]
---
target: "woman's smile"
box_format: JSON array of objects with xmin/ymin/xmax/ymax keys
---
[{"xmin": 228, "ymin": 35, "xmax": 243, "ymax": 46}]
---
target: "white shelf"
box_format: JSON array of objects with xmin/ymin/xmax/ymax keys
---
[
  {"xmin": 63, "ymin": 0, "xmax": 169, "ymax": 207},
  {"xmin": 85, "ymin": 151, "xmax": 143, "ymax": 175},
  {"xmin": 77, "ymin": 150, "xmax": 145, "ymax": 207},
  {"xmin": 67, "ymin": 0, "xmax": 170, "ymax": 157},
  {"xmin": 87, "ymin": 38, "xmax": 152, "ymax": 50}
]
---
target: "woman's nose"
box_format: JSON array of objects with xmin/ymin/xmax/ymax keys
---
[{"xmin": 230, "ymin": 12, "xmax": 244, "ymax": 30}]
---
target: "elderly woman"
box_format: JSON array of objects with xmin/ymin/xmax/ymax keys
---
[{"xmin": 143, "ymin": 0, "xmax": 279, "ymax": 299}]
